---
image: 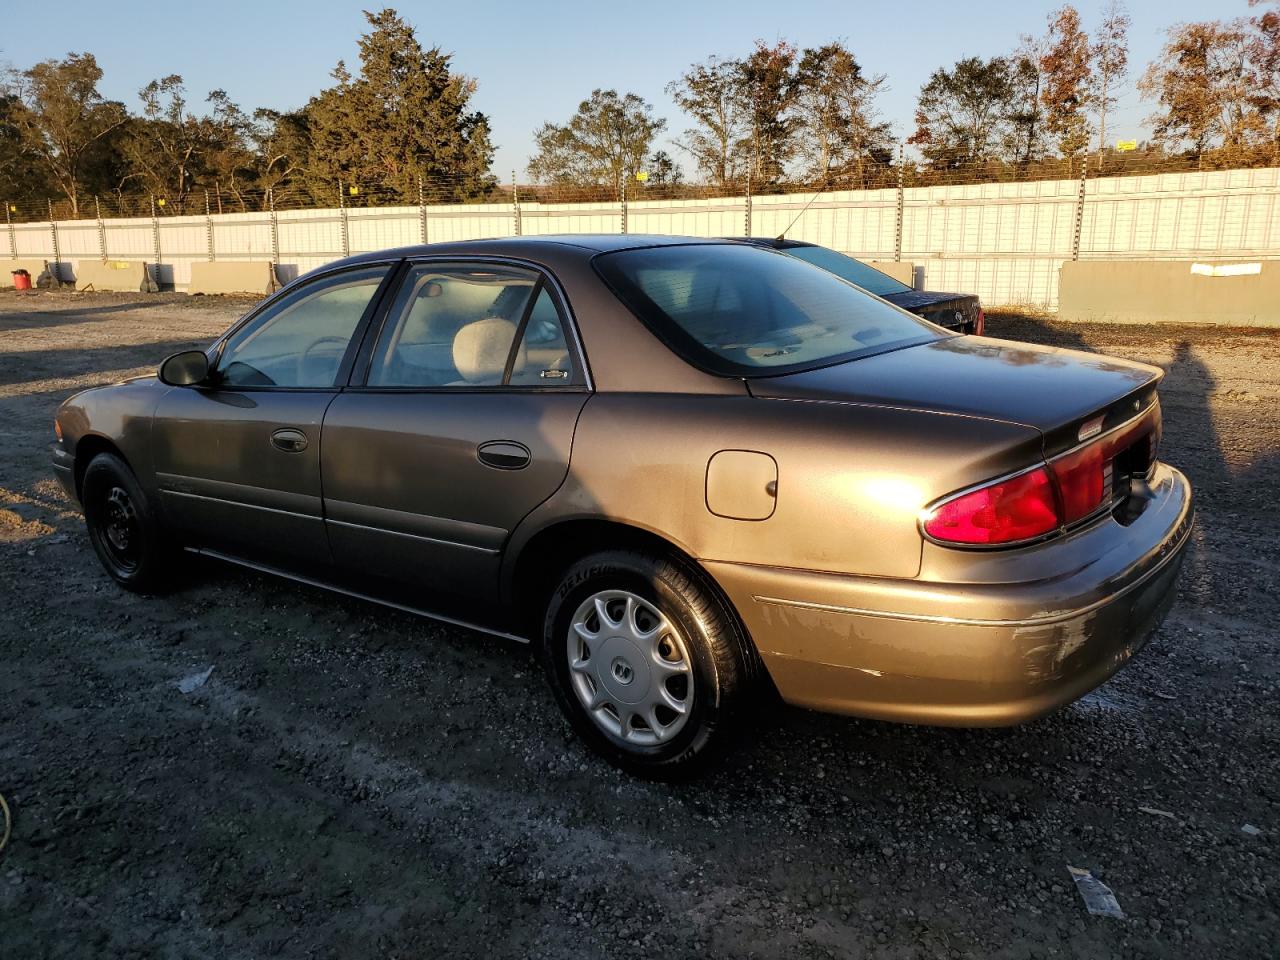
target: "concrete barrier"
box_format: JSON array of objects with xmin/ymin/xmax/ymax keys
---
[
  {"xmin": 188, "ymin": 260, "xmax": 277, "ymax": 295},
  {"xmin": 2, "ymin": 259, "xmax": 50, "ymax": 287},
  {"xmin": 866, "ymin": 260, "xmax": 916, "ymax": 288},
  {"xmin": 75, "ymin": 259, "xmax": 157, "ymax": 293},
  {"xmin": 1059, "ymin": 259, "xmax": 1280, "ymax": 326}
]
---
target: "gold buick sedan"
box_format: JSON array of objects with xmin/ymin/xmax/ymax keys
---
[{"xmin": 52, "ymin": 236, "xmax": 1193, "ymax": 777}]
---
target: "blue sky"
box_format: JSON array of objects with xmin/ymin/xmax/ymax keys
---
[{"xmin": 10, "ymin": 0, "xmax": 1241, "ymax": 177}]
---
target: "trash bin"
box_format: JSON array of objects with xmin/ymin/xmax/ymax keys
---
[{"xmin": 11, "ymin": 269, "xmax": 31, "ymax": 291}]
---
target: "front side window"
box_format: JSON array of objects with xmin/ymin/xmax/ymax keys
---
[
  {"xmin": 217, "ymin": 265, "xmax": 389, "ymax": 388},
  {"xmin": 366, "ymin": 264, "xmax": 580, "ymax": 388},
  {"xmin": 595, "ymin": 243, "xmax": 942, "ymax": 377}
]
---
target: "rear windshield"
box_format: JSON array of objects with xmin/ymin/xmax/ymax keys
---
[
  {"xmin": 594, "ymin": 243, "xmax": 942, "ymax": 377},
  {"xmin": 779, "ymin": 245, "xmax": 913, "ymax": 297}
]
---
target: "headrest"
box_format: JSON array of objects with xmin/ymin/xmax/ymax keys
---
[{"xmin": 452, "ymin": 317, "xmax": 525, "ymax": 384}]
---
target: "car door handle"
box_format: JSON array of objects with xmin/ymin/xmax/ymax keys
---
[
  {"xmin": 270, "ymin": 428, "xmax": 309, "ymax": 453},
  {"xmin": 477, "ymin": 440, "xmax": 531, "ymax": 470}
]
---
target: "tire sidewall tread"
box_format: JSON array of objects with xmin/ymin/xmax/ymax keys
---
[
  {"xmin": 81, "ymin": 452, "xmax": 173, "ymax": 594},
  {"xmin": 541, "ymin": 548, "xmax": 752, "ymax": 779}
]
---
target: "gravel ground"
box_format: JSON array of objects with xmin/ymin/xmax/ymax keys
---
[{"xmin": 0, "ymin": 290, "xmax": 1276, "ymax": 959}]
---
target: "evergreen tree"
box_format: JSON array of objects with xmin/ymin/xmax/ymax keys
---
[{"xmin": 305, "ymin": 8, "xmax": 494, "ymax": 201}]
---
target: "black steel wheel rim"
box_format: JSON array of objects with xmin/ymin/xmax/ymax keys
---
[{"xmin": 98, "ymin": 485, "xmax": 141, "ymax": 573}]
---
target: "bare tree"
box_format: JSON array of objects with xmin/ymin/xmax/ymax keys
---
[
  {"xmin": 1007, "ymin": 35, "xmax": 1048, "ymax": 164},
  {"xmin": 1091, "ymin": 0, "xmax": 1131, "ymax": 164},
  {"xmin": 1251, "ymin": 0, "xmax": 1280, "ymax": 159},
  {"xmin": 124, "ymin": 76, "xmax": 243, "ymax": 211},
  {"xmin": 666, "ymin": 56, "xmax": 748, "ymax": 188}
]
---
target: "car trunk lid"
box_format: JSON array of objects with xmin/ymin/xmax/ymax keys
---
[
  {"xmin": 882, "ymin": 291, "xmax": 982, "ymax": 332},
  {"xmin": 747, "ymin": 335, "xmax": 1162, "ymax": 459}
]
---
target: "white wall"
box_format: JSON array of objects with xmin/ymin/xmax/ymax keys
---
[{"xmin": 7, "ymin": 166, "xmax": 1278, "ymax": 308}]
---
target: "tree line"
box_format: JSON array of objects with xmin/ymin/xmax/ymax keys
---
[
  {"xmin": 2, "ymin": 3, "xmax": 1279, "ymax": 219},
  {"xmin": 0, "ymin": 9, "xmax": 495, "ymax": 217}
]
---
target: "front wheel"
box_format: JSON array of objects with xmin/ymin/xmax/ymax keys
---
[
  {"xmin": 82, "ymin": 452, "xmax": 175, "ymax": 593},
  {"xmin": 540, "ymin": 549, "xmax": 755, "ymax": 779}
]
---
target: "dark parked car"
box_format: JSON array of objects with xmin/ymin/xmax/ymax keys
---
[
  {"xmin": 53, "ymin": 236, "xmax": 1192, "ymax": 777},
  {"xmin": 734, "ymin": 237, "xmax": 984, "ymax": 334}
]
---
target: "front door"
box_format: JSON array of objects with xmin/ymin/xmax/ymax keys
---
[
  {"xmin": 320, "ymin": 261, "xmax": 590, "ymax": 603},
  {"xmin": 151, "ymin": 263, "xmax": 394, "ymax": 568}
]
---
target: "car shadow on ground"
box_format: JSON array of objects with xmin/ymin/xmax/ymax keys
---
[
  {"xmin": 0, "ymin": 338, "xmax": 212, "ymax": 388},
  {"xmin": 0, "ymin": 297, "xmax": 170, "ymax": 330}
]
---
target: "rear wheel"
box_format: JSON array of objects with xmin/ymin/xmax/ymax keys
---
[
  {"xmin": 541, "ymin": 548, "xmax": 754, "ymax": 778},
  {"xmin": 82, "ymin": 452, "xmax": 175, "ymax": 593}
]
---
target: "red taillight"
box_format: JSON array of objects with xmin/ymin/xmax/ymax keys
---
[
  {"xmin": 975, "ymin": 308, "xmax": 986, "ymax": 336},
  {"xmin": 1051, "ymin": 442, "xmax": 1108, "ymax": 524},
  {"xmin": 925, "ymin": 408, "xmax": 1159, "ymax": 548},
  {"xmin": 923, "ymin": 466, "xmax": 1059, "ymax": 545}
]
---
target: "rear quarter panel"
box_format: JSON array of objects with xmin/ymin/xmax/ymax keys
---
[{"xmin": 512, "ymin": 393, "xmax": 1044, "ymax": 579}]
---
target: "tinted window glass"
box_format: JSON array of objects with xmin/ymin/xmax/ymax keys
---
[
  {"xmin": 218, "ymin": 265, "xmax": 388, "ymax": 388},
  {"xmin": 508, "ymin": 286, "xmax": 577, "ymax": 386},
  {"xmin": 780, "ymin": 245, "xmax": 913, "ymax": 296},
  {"xmin": 595, "ymin": 244, "xmax": 941, "ymax": 377},
  {"xmin": 367, "ymin": 265, "xmax": 538, "ymax": 387}
]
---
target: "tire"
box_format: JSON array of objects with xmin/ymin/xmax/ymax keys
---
[
  {"xmin": 81, "ymin": 452, "xmax": 176, "ymax": 593},
  {"xmin": 540, "ymin": 548, "xmax": 755, "ymax": 779}
]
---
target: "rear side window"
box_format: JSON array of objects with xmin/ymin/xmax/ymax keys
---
[
  {"xmin": 366, "ymin": 264, "xmax": 580, "ymax": 388},
  {"xmin": 594, "ymin": 243, "xmax": 941, "ymax": 377},
  {"xmin": 508, "ymin": 287, "xmax": 575, "ymax": 385}
]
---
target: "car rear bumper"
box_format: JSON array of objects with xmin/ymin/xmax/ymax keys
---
[{"xmin": 703, "ymin": 463, "xmax": 1193, "ymax": 726}]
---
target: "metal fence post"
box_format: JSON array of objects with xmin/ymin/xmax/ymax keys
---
[
  {"xmin": 1071, "ymin": 158, "xmax": 1088, "ymax": 261},
  {"xmin": 95, "ymin": 196, "xmax": 107, "ymax": 261},
  {"xmin": 744, "ymin": 170, "xmax": 752, "ymax": 237},
  {"xmin": 48, "ymin": 200, "xmax": 61, "ymax": 274},
  {"xmin": 205, "ymin": 189, "xmax": 215, "ymax": 261},
  {"xmin": 268, "ymin": 188, "xmax": 280, "ymax": 267},
  {"xmin": 620, "ymin": 179, "xmax": 628, "ymax": 235},
  {"xmin": 338, "ymin": 181, "xmax": 350, "ymax": 257},
  {"xmin": 512, "ymin": 170, "xmax": 521, "ymax": 237},
  {"xmin": 150, "ymin": 196, "xmax": 161, "ymax": 287},
  {"xmin": 6, "ymin": 201, "xmax": 16, "ymax": 259},
  {"xmin": 894, "ymin": 144, "xmax": 905, "ymax": 262},
  {"xmin": 417, "ymin": 175, "xmax": 428, "ymax": 245}
]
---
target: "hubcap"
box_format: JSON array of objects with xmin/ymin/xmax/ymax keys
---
[
  {"xmin": 100, "ymin": 486, "xmax": 140, "ymax": 571},
  {"xmin": 567, "ymin": 590, "xmax": 694, "ymax": 746}
]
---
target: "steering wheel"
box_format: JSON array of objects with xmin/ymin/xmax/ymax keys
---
[{"xmin": 297, "ymin": 336, "xmax": 349, "ymax": 385}]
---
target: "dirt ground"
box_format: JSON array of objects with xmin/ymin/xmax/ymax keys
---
[{"xmin": 0, "ymin": 289, "xmax": 1276, "ymax": 960}]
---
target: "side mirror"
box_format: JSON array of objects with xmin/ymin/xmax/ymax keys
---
[{"xmin": 158, "ymin": 350, "xmax": 211, "ymax": 386}]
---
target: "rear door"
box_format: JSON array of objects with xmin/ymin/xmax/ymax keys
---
[
  {"xmin": 151, "ymin": 263, "xmax": 395, "ymax": 569},
  {"xmin": 320, "ymin": 260, "xmax": 590, "ymax": 603}
]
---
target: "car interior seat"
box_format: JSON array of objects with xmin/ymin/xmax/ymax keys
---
[{"xmin": 451, "ymin": 317, "xmax": 525, "ymax": 385}]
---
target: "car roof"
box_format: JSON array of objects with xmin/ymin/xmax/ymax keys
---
[{"xmin": 330, "ymin": 234, "xmax": 726, "ymax": 270}]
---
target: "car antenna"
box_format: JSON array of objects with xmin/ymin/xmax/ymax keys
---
[{"xmin": 776, "ymin": 175, "xmax": 830, "ymax": 241}]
